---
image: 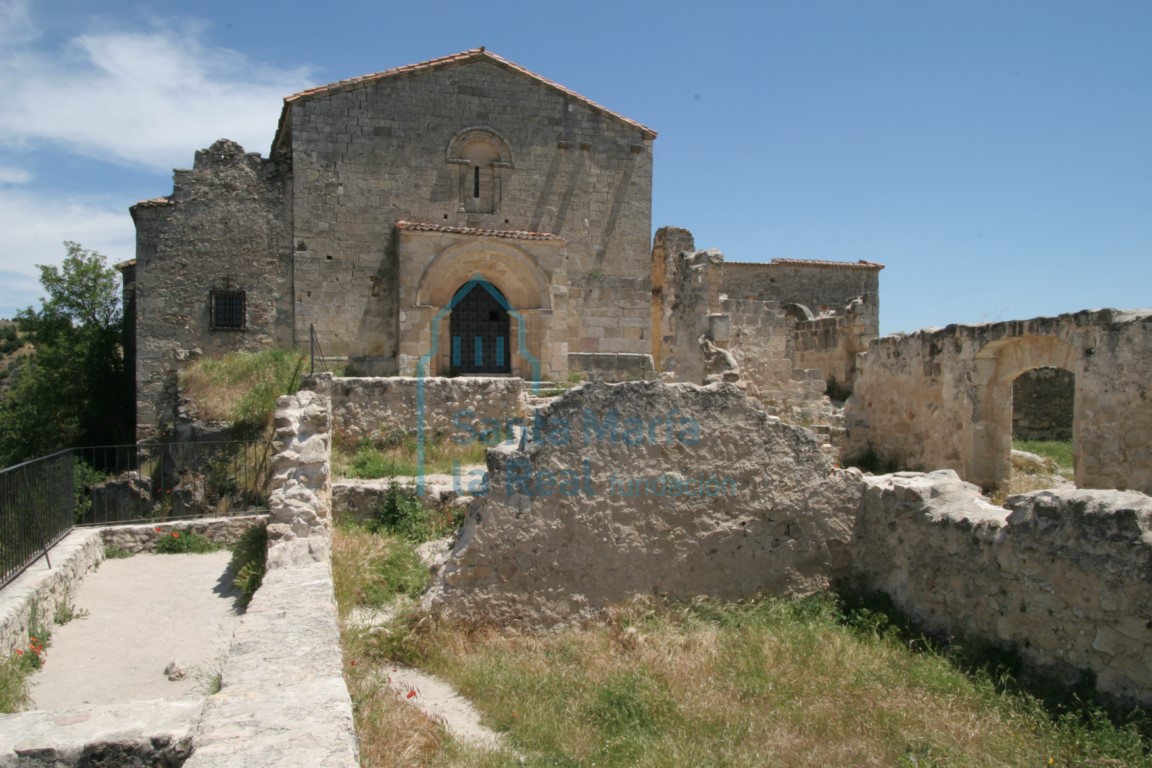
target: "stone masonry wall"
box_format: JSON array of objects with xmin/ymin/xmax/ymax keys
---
[
  {"xmin": 850, "ymin": 471, "xmax": 1152, "ymax": 706},
  {"xmin": 1012, "ymin": 366, "xmax": 1074, "ymax": 441},
  {"xmin": 265, "ymin": 389, "xmax": 334, "ymax": 566},
  {"xmin": 287, "ymin": 55, "xmax": 654, "ymax": 366},
  {"xmin": 722, "ymin": 260, "xmax": 881, "ymax": 337},
  {"xmin": 131, "ymin": 139, "xmax": 294, "ymax": 439},
  {"xmin": 722, "ymin": 298, "xmax": 830, "ymax": 424},
  {"xmin": 845, "ymin": 309, "xmax": 1152, "ymax": 493},
  {"xmin": 793, "ymin": 311, "xmax": 874, "ymax": 394},
  {"xmin": 426, "ymin": 381, "xmax": 864, "ymax": 627},
  {"xmin": 303, "ymin": 373, "xmax": 527, "ymax": 444}
]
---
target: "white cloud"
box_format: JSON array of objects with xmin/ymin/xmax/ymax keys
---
[
  {"xmin": 0, "ymin": 0, "xmax": 36, "ymax": 47},
  {"xmin": 0, "ymin": 12, "xmax": 314, "ymax": 171},
  {"xmin": 0, "ymin": 188, "xmax": 134, "ymax": 318},
  {"xmin": 0, "ymin": 166, "xmax": 31, "ymax": 184}
]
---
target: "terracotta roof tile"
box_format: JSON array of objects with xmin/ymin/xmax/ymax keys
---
[
  {"xmin": 282, "ymin": 49, "xmax": 656, "ymax": 140},
  {"xmin": 727, "ymin": 258, "xmax": 885, "ymax": 271},
  {"xmin": 396, "ymin": 220, "xmax": 564, "ymax": 242}
]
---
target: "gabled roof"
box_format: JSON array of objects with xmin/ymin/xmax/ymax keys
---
[{"xmin": 272, "ymin": 48, "xmax": 656, "ymax": 153}]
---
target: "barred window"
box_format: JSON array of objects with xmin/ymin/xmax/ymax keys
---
[{"xmin": 210, "ymin": 289, "xmax": 246, "ymax": 330}]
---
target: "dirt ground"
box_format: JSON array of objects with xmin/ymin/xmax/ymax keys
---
[{"xmin": 28, "ymin": 551, "xmax": 241, "ymax": 710}]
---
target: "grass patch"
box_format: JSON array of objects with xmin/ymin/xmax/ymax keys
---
[
  {"xmin": 333, "ymin": 564, "xmax": 1152, "ymax": 767},
  {"xmin": 153, "ymin": 530, "xmax": 221, "ymax": 554},
  {"xmin": 179, "ymin": 348, "xmax": 305, "ymax": 431},
  {"xmin": 333, "ymin": 433, "xmax": 487, "ymax": 479},
  {"xmin": 0, "ymin": 656, "xmax": 31, "ymax": 713},
  {"xmin": 1, "ymin": 605, "xmax": 52, "ymax": 713},
  {"xmin": 229, "ymin": 524, "xmax": 267, "ymax": 608},
  {"xmin": 103, "ymin": 546, "xmax": 133, "ymax": 559},
  {"xmin": 368, "ymin": 481, "xmax": 466, "ymax": 544},
  {"xmin": 1013, "ymin": 439, "xmax": 1074, "ymax": 472},
  {"xmin": 331, "ymin": 524, "xmax": 432, "ymax": 616}
]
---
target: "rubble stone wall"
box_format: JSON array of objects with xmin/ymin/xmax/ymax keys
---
[
  {"xmin": 793, "ymin": 312, "xmax": 874, "ymax": 394},
  {"xmin": 850, "ymin": 471, "xmax": 1152, "ymax": 706},
  {"xmin": 303, "ymin": 373, "xmax": 528, "ymax": 444},
  {"xmin": 1012, "ymin": 366, "xmax": 1074, "ymax": 441},
  {"xmin": 427, "ymin": 381, "xmax": 864, "ymax": 626},
  {"xmin": 130, "ymin": 139, "xmax": 294, "ymax": 439},
  {"xmin": 266, "ymin": 389, "xmax": 334, "ymax": 566},
  {"xmin": 845, "ymin": 309, "xmax": 1152, "ymax": 493}
]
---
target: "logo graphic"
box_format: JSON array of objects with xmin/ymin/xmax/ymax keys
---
[{"xmin": 415, "ymin": 276, "xmax": 540, "ymax": 495}]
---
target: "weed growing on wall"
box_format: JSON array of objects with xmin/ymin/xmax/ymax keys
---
[
  {"xmin": 369, "ymin": 481, "xmax": 465, "ymax": 543},
  {"xmin": 153, "ymin": 529, "xmax": 220, "ymax": 554},
  {"xmin": 229, "ymin": 525, "xmax": 267, "ymax": 608}
]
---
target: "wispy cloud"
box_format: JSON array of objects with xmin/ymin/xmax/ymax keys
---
[
  {"xmin": 0, "ymin": 1, "xmax": 317, "ymax": 317},
  {"xmin": 0, "ymin": 3, "xmax": 314, "ymax": 171},
  {"xmin": 0, "ymin": 188, "xmax": 134, "ymax": 317},
  {"xmin": 0, "ymin": 166, "xmax": 31, "ymax": 185}
]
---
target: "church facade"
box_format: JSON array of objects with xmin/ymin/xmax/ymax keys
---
[{"xmin": 130, "ymin": 49, "xmax": 656, "ymax": 435}]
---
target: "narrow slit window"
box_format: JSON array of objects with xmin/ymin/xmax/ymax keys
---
[{"xmin": 473, "ymin": 165, "xmax": 481, "ymax": 198}]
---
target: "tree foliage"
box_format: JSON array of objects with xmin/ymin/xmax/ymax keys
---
[{"xmin": 0, "ymin": 242, "xmax": 132, "ymax": 466}]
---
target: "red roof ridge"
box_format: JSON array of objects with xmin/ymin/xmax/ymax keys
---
[
  {"xmin": 395, "ymin": 220, "xmax": 564, "ymax": 242},
  {"xmin": 727, "ymin": 258, "xmax": 885, "ymax": 271},
  {"xmin": 281, "ymin": 49, "xmax": 656, "ymax": 140}
]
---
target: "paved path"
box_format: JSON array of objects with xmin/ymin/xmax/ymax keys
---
[{"xmin": 28, "ymin": 551, "xmax": 242, "ymax": 710}]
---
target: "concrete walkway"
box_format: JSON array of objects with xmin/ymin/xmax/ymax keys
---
[{"xmin": 28, "ymin": 551, "xmax": 242, "ymax": 710}]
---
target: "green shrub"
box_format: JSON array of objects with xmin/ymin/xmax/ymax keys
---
[
  {"xmin": 369, "ymin": 481, "xmax": 464, "ymax": 543},
  {"xmin": 230, "ymin": 525, "xmax": 268, "ymax": 607},
  {"xmin": 153, "ymin": 530, "xmax": 220, "ymax": 554}
]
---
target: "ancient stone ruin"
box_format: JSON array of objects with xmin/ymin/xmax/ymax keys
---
[{"xmin": 114, "ymin": 48, "xmax": 1152, "ymax": 715}]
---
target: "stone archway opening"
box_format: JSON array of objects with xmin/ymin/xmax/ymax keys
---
[
  {"xmin": 448, "ymin": 280, "xmax": 512, "ymax": 375},
  {"xmin": 1009, "ymin": 366, "xmax": 1075, "ymax": 490},
  {"xmin": 970, "ymin": 334, "xmax": 1079, "ymax": 493}
]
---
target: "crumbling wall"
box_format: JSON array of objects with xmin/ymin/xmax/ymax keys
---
[
  {"xmin": 650, "ymin": 226, "xmax": 696, "ymax": 373},
  {"xmin": 303, "ymin": 373, "xmax": 527, "ymax": 443},
  {"xmin": 426, "ymin": 381, "xmax": 864, "ymax": 626},
  {"xmin": 793, "ymin": 310, "xmax": 874, "ymax": 395},
  {"xmin": 722, "ymin": 259, "xmax": 882, "ymax": 336},
  {"xmin": 851, "ymin": 471, "xmax": 1152, "ymax": 705},
  {"xmin": 130, "ymin": 139, "xmax": 294, "ymax": 439},
  {"xmin": 845, "ymin": 309, "xmax": 1152, "ymax": 493},
  {"xmin": 266, "ymin": 389, "xmax": 333, "ymax": 566}
]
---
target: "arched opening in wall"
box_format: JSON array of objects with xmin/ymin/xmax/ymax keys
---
[
  {"xmin": 446, "ymin": 127, "xmax": 513, "ymax": 216},
  {"xmin": 448, "ymin": 280, "xmax": 511, "ymax": 375},
  {"xmin": 1009, "ymin": 366, "xmax": 1075, "ymax": 492}
]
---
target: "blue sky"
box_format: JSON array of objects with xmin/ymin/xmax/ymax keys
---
[{"xmin": 1, "ymin": 0, "xmax": 1149, "ymax": 335}]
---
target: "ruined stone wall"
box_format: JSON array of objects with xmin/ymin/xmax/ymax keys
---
[
  {"xmin": 1012, "ymin": 366, "xmax": 1074, "ymax": 441},
  {"xmin": 722, "ymin": 260, "xmax": 881, "ymax": 333},
  {"xmin": 851, "ymin": 471, "xmax": 1152, "ymax": 705},
  {"xmin": 303, "ymin": 373, "xmax": 527, "ymax": 444},
  {"xmin": 656, "ymin": 247, "xmax": 830, "ymax": 424},
  {"xmin": 131, "ymin": 139, "xmax": 294, "ymax": 438},
  {"xmin": 793, "ymin": 312, "xmax": 872, "ymax": 394},
  {"xmin": 650, "ymin": 226, "xmax": 696, "ymax": 373},
  {"xmin": 427, "ymin": 381, "xmax": 864, "ymax": 626},
  {"xmin": 667, "ymin": 250, "xmax": 724, "ymax": 386},
  {"xmin": 722, "ymin": 298, "xmax": 828, "ymax": 423},
  {"xmin": 845, "ymin": 309, "xmax": 1152, "ymax": 493},
  {"xmin": 288, "ymin": 58, "xmax": 653, "ymax": 367},
  {"xmin": 265, "ymin": 389, "xmax": 334, "ymax": 565}
]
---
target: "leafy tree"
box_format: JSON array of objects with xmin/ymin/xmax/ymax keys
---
[{"xmin": 0, "ymin": 242, "xmax": 132, "ymax": 465}]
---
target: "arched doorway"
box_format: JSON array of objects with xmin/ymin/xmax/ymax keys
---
[{"xmin": 449, "ymin": 280, "xmax": 511, "ymax": 374}]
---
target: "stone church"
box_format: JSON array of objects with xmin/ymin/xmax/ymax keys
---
[{"xmin": 128, "ymin": 49, "xmax": 879, "ymax": 437}]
